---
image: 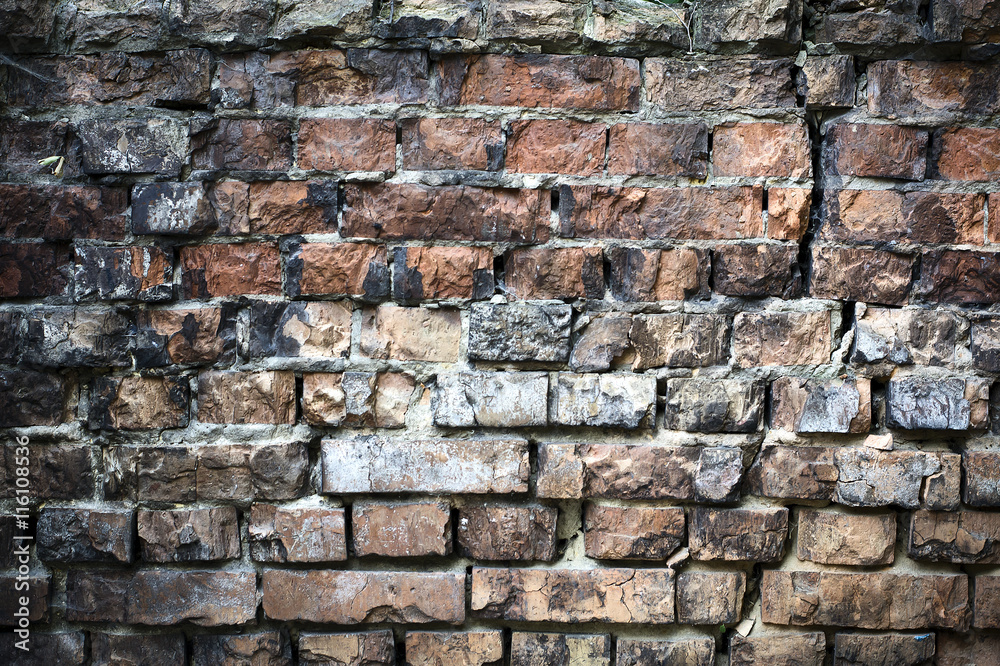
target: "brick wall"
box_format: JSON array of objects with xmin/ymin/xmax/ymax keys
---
[{"xmin": 1, "ymin": 0, "xmax": 1000, "ymax": 663}]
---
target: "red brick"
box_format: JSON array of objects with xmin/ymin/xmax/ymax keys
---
[
  {"xmin": 916, "ymin": 250, "xmax": 1000, "ymax": 305},
  {"xmin": 438, "ymin": 54, "xmax": 640, "ymax": 111},
  {"xmin": 713, "ymin": 122, "xmax": 811, "ymax": 178},
  {"xmin": 825, "ymin": 123, "xmax": 928, "ymax": 180},
  {"xmin": 249, "ymin": 504, "xmax": 347, "ymax": 563},
  {"xmin": 360, "ymin": 305, "xmax": 461, "ymax": 361},
  {"xmin": 290, "ymin": 242, "xmax": 389, "ymax": 299},
  {"xmin": 506, "ymin": 119, "xmax": 606, "ymax": 175},
  {"xmin": 458, "ymin": 505, "xmax": 558, "ymax": 561},
  {"xmin": 607, "ymin": 247, "xmax": 709, "ymax": 301},
  {"xmin": 868, "ymin": 60, "xmax": 1000, "ymax": 120},
  {"xmin": 298, "ymin": 118, "xmax": 396, "ymax": 172},
  {"xmin": 262, "ymin": 570, "xmax": 465, "ymax": 624},
  {"xmin": 138, "ymin": 307, "xmax": 236, "ymax": 366},
  {"xmin": 400, "ymin": 117, "xmax": 503, "ymax": 170},
  {"xmin": 190, "ymin": 119, "xmax": 293, "ymax": 171},
  {"xmin": 0, "ymin": 185, "xmax": 126, "ymax": 240},
  {"xmin": 560, "ymin": 185, "xmax": 763, "ymax": 240},
  {"xmin": 276, "ymin": 49, "xmax": 429, "ymax": 106},
  {"xmin": 343, "ymin": 183, "xmax": 549, "ymax": 243},
  {"xmin": 197, "ymin": 370, "xmax": 296, "ymax": 424},
  {"xmin": 506, "ymin": 247, "xmax": 604, "ymax": 300},
  {"xmin": 247, "ymin": 181, "xmax": 338, "ymax": 234},
  {"xmin": 645, "ymin": 57, "xmax": 797, "ymax": 111},
  {"xmin": 768, "ymin": 188, "xmax": 812, "ymax": 241},
  {"xmin": 0, "ymin": 242, "xmax": 70, "ymax": 298},
  {"xmin": 937, "ymin": 127, "xmax": 1000, "ymax": 181},
  {"xmin": 810, "ymin": 245, "xmax": 915, "ymax": 305},
  {"xmin": 608, "ymin": 122, "xmax": 708, "ymax": 177},
  {"xmin": 992, "ymin": 193, "xmax": 1000, "ymax": 243},
  {"xmin": 181, "ymin": 242, "xmax": 282, "ymax": 297},
  {"xmin": 393, "ymin": 246, "xmax": 494, "ymax": 301},
  {"xmin": 823, "ymin": 189, "xmax": 984, "ymax": 245},
  {"xmin": 353, "ymin": 501, "xmax": 452, "ymax": 557}
]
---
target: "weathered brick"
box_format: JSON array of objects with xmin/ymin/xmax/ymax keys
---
[
  {"xmin": 798, "ymin": 54, "xmax": 855, "ymax": 108},
  {"xmin": 277, "ymin": 49, "xmax": 429, "ymax": 106},
  {"xmin": 868, "ymin": 60, "xmax": 1000, "ymax": 120},
  {"xmin": 629, "ymin": 313, "xmax": 729, "ymax": 369},
  {"xmin": 713, "ymin": 243, "xmax": 801, "ymax": 298},
  {"xmin": 303, "ymin": 372, "xmax": 414, "ymax": 428},
  {"xmin": 263, "ymin": 570, "xmax": 465, "ymax": 624},
  {"xmin": 607, "ymin": 122, "xmax": 707, "ymax": 177},
  {"xmin": 165, "ymin": 0, "xmax": 273, "ymax": 45},
  {"xmin": 360, "ymin": 305, "xmax": 461, "ymax": 361},
  {"xmin": 0, "ymin": 574, "xmax": 49, "ymax": 625},
  {"xmin": 810, "ymin": 245, "xmax": 915, "ymax": 305},
  {"xmin": 458, "ymin": 506, "xmax": 558, "ymax": 561},
  {"xmin": 834, "ymin": 633, "xmax": 935, "ymax": 666},
  {"xmin": 393, "ymin": 246, "xmax": 494, "ymax": 302},
  {"xmin": 88, "ymin": 375, "xmax": 188, "ymax": 430},
  {"xmin": 851, "ymin": 305, "xmax": 964, "ymax": 366},
  {"xmin": 916, "ymin": 250, "xmax": 1000, "ymax": 305},
  {"xmin": 353, "ymin": 502, "xmax": 452, "ymax": 557},
  {"xmin": 343, "ymin": 183, "xmax": 549, "ymax": 243},
  {"xmin": 973, "ymin": 318, "xmax": 1000, "ymax": 371},
  {"xmin": 322, "ymin": 438, "xmax": 530, "ymax": 494},
  {"xmin": 468, "ymin": 302, "xmax": 572, "ymax": 362},
  {"xmin": 0, "ymin": 516, "xmax": 12, "ymax": 567},
  {"xmin": 770, "ymin": 377, "xmax": 871, "ymax": 433},
  {"xmin": 0, "ymin": 0, "xmax": 55, "ymax": 45},
  {"xmin": 664, "ymin": 378, "xmax": 764, "ymax": 433},
  {"xmin": 198, "ymin": 371, "xmax": 296, "ymax": 424},
  {"xmin": 767, "ymin": 188, "xmax": 812, "ymax": 241},
  {"xmin": 297, "ymin": 118, "xmax": 396, "ymax": 172},
  {"xmin": 964, "ymin": 451, "xmax": 1000, "ymax": 506},
  {"xmin": 209, "ymin": 53, "xmax": 295, "ymax": 109},
  {"xmin": 608, "ymin": 247, "xmax": 709, "ymax": 302},
  {"xmin": 434, "ymin": 372, "xmax": 548, "ymax": 428},
  {"xmin": 66, "ymin": 570, "xmax": 256, "ymax": 626},
  {"xmin": 825, "ymin": 123, "xmax": 928, "ymax": 180},
  {"xmin": 0, "ymin": 185, "xmax": 126, "ymax": 240},
  {"xmin": 1, "ymin": 443, "xmax": 93, "ymax": 500},
  {"xmin": 438, "ymin": 54, "xmax": 640, "ymax": 110},
  {"xmin": 0, "ymin": 371, "xmax": 67, "ymax": 427},
  {"xmin": 76, "ymin": 118, "xmax": 187, "ymax": 176},
  {"xmin": 646, "ymin": 57, "xmax": 796, "ymax": 110},
  {"xmin": 132, "ymin": 182, "xmax": 214, "ymax": 236},
  {"xmin": 569, "ymin": 313, "xmax": 631, "ymax": 372},
  {"xmin": 273, "ymin": 0, "xmax": 373, "ymax": 39},
  {"xmin": 287, "ymin": 242, "xmax": 389, "ymax": 300},
  {"xmin": 249, "ymin": 301, "xmax": 353, "ymax": 360},
  {"xmin": 616, "ymin": 638, "xmax": 714, "ymax": 666},
  {"xmin": 0, "ymin": 632, "xmax": 86, "ymax": 666},
  {"xmin": 713, "ymin": 122, "xmax": 811, "ymax": 177},
  {"xmin": 676, "ymin": 571, "xmax": 745, "ymax": 625},
  {"xmin": 797, "ymin": 509, "xmax": 896, "ymax": 565},
  {"xmin": 0, "ymin": 242, "xmax": 70, "ymax": 298},
  {"xmin": 823, "ymin": 190, "xmax": 984, "ymax": 245},
  {"xmin": 486, "ymin": 0, "xmax": 586, "ymax": 42},
  {"xmin": 181, "ymin": 242, "xmax": 282, "ymax": 297},
  {"xmin": 406, "ymin": 631, "xmax": 503, "ymax": 666},
  {"xmin": 299, "ymin": 631, "xmax": 395, "ymax": 666},
  {"xmin": 74, "ymin": 246, "xmax": 173, "ymax": 302},
  {"xmin": 376, "ymin": 0, "xmax": 480, "ymax": 40},
  {"xmin": 690, "ymin": 507, "xmax": 788, "ymax": 562},
  {"xmin": 585, "ymin": 0, "xmax": 688, "ymax": 47},
  {"xmin": 208, "ymin": 181, "xmax": 252, "ymax": 233},
  {"xmin": 400, "ymin": 118, "xmax": 503, "ymax": 171},
  {"xmin": 975, "ymin": 576, "xmax": 1000, "ymax": 628},
  {"xmin": 909, "ymin": 510, "xmax": 1000, "ymax": 564},
  {"xmin": 932, "ymin": 0, "xmax": 1000, "ymax": 42},
  {"xmin": 247, "ymin": 181, "xmax": 338, "ymax": 234},
  {"xmin": 506, "ymin": 247, "xmax": 603, "ymax": 300},
  {"xmin": 733, "ymin": 311, "xmax": 831, "ymax": 367},
  {"xmin": 836, "ymin": 449, "xmax": 961, "ymax": 509},
  {"xmin": 192, "ymin": 631, "xmax": 290, "ymax": 666},
  {"xmin": 507, "ymin": 119, "xmax": 605, "ymax": 175},
  {"xmin": 560, "ymin": 185, "xmax": 764, "ymax": 240},
  {"xmin": 250, "ymin": 504, "xmax": 346, "ymax": 563},
  {"xmin": 137, "ymin": 307, "xmax": 237, "ymax": 367},
  {"xmin": 762, "ymin": 570, "xmax": 969, "ymax": 629},
  {"xmin": 191, "ymin": 119, "xmax": 293, "ymax": 171},
  {"xmin": 552, "ymin": 373, "xmax": 656, "ymax": 428},
  {"xmin": 36, "ymin": 507, "xmax": 134, "ymax": 563},
  {"xmin": 510, "ymin": 633, "xmax": 610, "ymax": 666},
  {"xmin": 138, "ymin": 507, "xmax": 240, "ymax": 562},
  {"xmin": 937, "ymin": 633, "xmax": 1000, "ymax": 666},
  {"xmin": 697, "ymin": 0, "xmax": 801, "ymax": 45},
  {"xmin": 816, "ymin": 11, "xmax": 924, "ymax": 47},
  {"xmin": 584, "ymin": 505, "xmax": 684, "ymax": 560},
  {"xmin": 472, "ymin": 567, "xmax": 674, "ymax": 623},
  {"xmin": 730, "ymin": 633, "xmax": 826, "ymax": 666},
  {"xmin": 886, "ymin": 378, "xmax": 989, "ymax": 430},
  {"xmin": 66, "ymin": 0, "xmax": 163, "ymax": 52}
]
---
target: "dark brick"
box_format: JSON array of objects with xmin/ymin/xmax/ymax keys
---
[
  {"xmin": 0, "ymin": 185, "xmax": 126, "ymax": 240},
  {"xmin": 1, "ymin": 443, "xmax": 93, "ymax": 500},
  {"xmin": 0, "ymin": 371, "xmax": 67, "ymax": 426},
  {"xmin": 0, "ymin": 242, "xmax": 70, "ymax": 298},
  {"xmin": 713, "ymin": 243, "xmax": 801, "ymax": 298},
  {"xmin": 36, "ymin": 507, "xmax": 134, "ymax": 563}
]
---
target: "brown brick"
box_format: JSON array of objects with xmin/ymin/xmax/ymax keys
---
[
  {"xmin": 868, "ymin": 60, "xmax": 1000, "ymax": 120},
  {"xmin": 768, "ymin": 188, "xmax": 812, "ymax": 241},
  {"xmin": 733, "ymin": 311, "xmax": 831, "ymax": 367},
  {"xmin": 507, "ymin": 119, "xmax": 606, "ymax": 175},
  {"xmin": 964, "ymin": 451, "xmax": 1000, "ymax": 506},
  {"xmin": 0, "ymin": 242, "xmax": 70, "ymax": 298},
  {"xmin": 851, "ymin": 305, "xmax": 964, "ymax": 367},
  {"xmin": 400, "ymin": 118, "xmax": 503, "ymax": 171},
  {"xmin": 343, "ymin": 183, "xmax": 549, "ymax": 243},
  {"xmin": 438, "ymin": 54, "xmax": 640, "ymax": 111},
  {"xmin": 0, "ymin": 574, "xmax": 49, "ymax": 625},
  {"xmin": 191, "ymin": 118, "xmax": 292, "ymax": 171},
  {"xmin": 747, "ymin": 445, "xmax": 838, "ymax": 501},
  {"xmin": 360, "ymin": 305, "xmax": 460, "ymax": 361},
  {"xmin": 664, "ymin": 378, "xmax": 764, "ymax": 433},
  {"xmin": 823, "ymin": 189, "xmax": 984, "ymax": 245},
  {"xmin": 810, "ymin": 245, "xmax": 914, "ymax": 305},
  {"xmin": 629, "ymin": 313, "xmax": 729, "ymax": 369},
  {"xmin": 976, "ymin": 576, "xmax": 1000, "ymax": 628},
  {"xmin": 247, "ymin": 180, "xmax": 338, "ymax": 234},
  {"xmin": 834, "ymin": 633, "xmax": 935, "ymax": 666},
  {"xmin": 91, "ymin": 633, "xmax": 186, "ymax": 666},
  {"xmin": 730, "ymin": 633, "xmax": 826, "ymax": 666},
  {"xmin": 770, "ymin": 377, "xmax": 871, "ymax": 434},
  {"xmin": 88, "ymin": 375, "xmax": 189, "ymax": 430},
  {"xmin": 486, "ymin": 0, "xmax": 586, "ymax": 41},
  {"xmin": 607, "ymin": 122, "xmax": 708, "ymax": 177},
  {"xmin": 181, "ymin": 242, "xmax": 282, "ymax": 297},
  {"xmin": 245, "ymin": 300, "xmax": 354, "ymax": 365},
  {"xmin": 511, "ymin": 633, "xmax": 610, "ymax": 666},
  {"xmin": 138, "ymin": 507, "xmax": 240, "ymax": 562},
  {"xmin": 36, "ymin": 507, "xmax": 135, "ymax": 563},
  {"xmin": 406, "ymin": 631, "xmax": 503, "ymax": 666},
  {"xmin": 322, "ymin": 438, "xmax": 529, "ymax": 494},
  {"xmin": 835, "ymin": 448, "xmax": 960, "ymax": 509},
  {"xmin": 278, "ymin": 49, "xmax": 429, "ymax": 106},
  {"xmin": 472, "ymin": 567, "xmax": 674, "ymax": 623},
  {"xmin": 825, "ymin": 123, "xmax": 929, "ymax": 180},
  {"xmin": 198, "ymin": 371, "xmax": 296, "ymax": 424},
  {"xmin": 990, "ymin": 193, "xmax": 1000, "ymax": 242},
  {"xmin": 192, "ymin": 631, "xmax": 290, "ymax": 666},
  {"xmin": 617, "ymin": 638, "xmax": 714, "ymax": 666},
  {"xmin": 646, "ymin": 57, "xmax": 796, "ymax": 110},
  {"xmin": 137, "ymin": 307, "xmax": 236, "ymax": 367},
  {"xmin": 298, "ymin": 118, "xmax": 396, "ymax": 172},
  {"xmin": 937, "ymin": 633, "xmax": 1000, "ymax": 666},
  {"xmin": 0, "ymin": 185, "xmax": 126, "ymax": 240},
  {"xmin": 937, "ymin": 128, "xmax": 1000, "ymax": 181},
  {"xmin": 560, "ymin": 185, "xmax": 763, "ymax": 240},
  {"xmin": 583, "ymin": 505, "xmax": 684, "ymax": 560},
  {"xmin": 916, "ymin": 250, "xmax": 1000, "ymax": 305},
  {"xmin": 713, "ymin": 122, "xmax": 811, "ymax": 177},
  {"xmin": 713, "ymin": 243, "xmax": 801, "ymax": 298},
  {"xmin": 353, "ymin": 501, "xmax": 452, "ymax": 557},
  {"xmin": 303, "ymin": 371, "xmax": 413, "ymax": 428},
  {"xmin": 66, "ymin": 570, "xmax": 256, "ymax": 626},
  {"xmin": 762, "ymin": 570, "xmax": 969, "ymax": 630},
  {"xmin": 676, "ymin": 571, "xmax": 746, "ymax": 625},
  {"xmin": 263, "ymin": 570, "xmax": 465, "ymax": 624},
  {"xmin": 607, "ymin": 247, "xmax": 709, "ymax": 302},
  {"xmin": 299, "ymin": 631, "xmax": 395, "ymax": 666},
  {"xmin": 249, "ymin": 504, "xmax": 346, "ymax": 563},
  {"xmin": 799, "ymin": 54, "xmax": 855, "ymax": 108},
  {"xmin": 797, "ymin": 509, "xmax": 895, "ymax": 565},
  {"xmin": 506, "ymin": 247, "xmax": 603, "ymax": 300},
  {"xmin": 289, "ymin": 242, "xmax": 389, "ymax": 299},
  {"xmin": 909, "ymin": 510, "xmax": 1000, "ymax": 564},
  {"xmin": 552, "ymin": 374, "xmax": 658, "ymax": 429},
  {"xmin": 394, "ymin": 246, "xmax": 494, "ymax": 302},
  {"xmin": 0, "ymin": 370, "xmax": 67, "ymax": 427},
  {"xmin": 209, "ymin": 181, "xmax": 252, "ymax": 233},
  {"xmin": 458, "ymin": 505, "xmax": 558, "ymax": 561},
  {"xmin": 974, "ymin": 316, "xmax": 1000, "ymax": 371},
  {"xmin": 689, "ymin": 507, "xmax": 788, "ymax": 562},
  {"xmin": 73, "ymin": 245, "xmax": 172, "ymax": 302},
  {"xmin": 1, "ymin": 443, "xmax": 93, "ymax": 500}
]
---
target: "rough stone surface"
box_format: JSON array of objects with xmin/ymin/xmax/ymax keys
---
[
  {"xmin": 250, "ymin": 504, "xmax": 347, "ymax": 563},
  {"xmin": 825, "ymin": 123, "xmax": 929, "ymax": 180},
  {"xmin": 975, "ymin": 576, "xmax": 1000, "ymax": 628},
  {"xmin": 713, "ymin": 122, "xmax": 811, "ymax": 177},
  {"xmin": 616, "ymin": 638, "xmax": 715, "ymax": 666},
  {"xmin": 676, "ymin": 571, "xmax": 746, "ymax": 625},
  {"xmin": 250, "ymin": 301, "xmax": 353, "ymax": 360},
  {"xmin": 468, "ymin": 302, "xmax": 572, "ymax": 362},
  {"xmin": 689, "ymin": 507, "xmax": 789, "ymax": 562},
  {"xmin": 506, "ymin": 247, "xmax": 604, "ymax": 300},
  {"xmin": 303, "ymin": 372, "xmax": 414, "ymax": 428},
  {"xmin": 76, "ymin": 118, "xmax": 187, "ymax": 176},
  {"xmin": 886, "ymin": 378, "xmax": 989, "ymax": 430},
  {"xmin": 834, "ymin": 633, "xmax": 935, "ymax": 666},
  {"xmin": 181, "ymin": 242, "xmax": 282, "ymax": 297},
  {"xmin": 88, "ymin": 375, "xmax": 189, "ymax": 430},
  {"xmin": 608, "ymin": 247, "xmax": 710, "ymax": 302},
  {"xmin": 823, "ymin": 190, "xmax": 984, "ymax": 246},
  {"xmin": 645, "ymin": 57, "xmax": 797, "ymax": 110},
  {"xmin": 851, "ymin": 305, "xmax": 964, "ymax": 366},
  {"xmin": 297, "ymin": 118, "xmax": 396, "ymax": 172},
  {"xmin": 353, "ymin": 502, "xmax": 452, "ymax": 557},
  {"xmin": 797, "ymin": 509, "xmax": 896, "ymax": 565},
  {"xmin": 916, "ymin": 250, "xmax": 1000, "ymax": 305},
  {"xmin": 1, "ymin": 443, "xmax": 94, "ymax": 500},
  {"xmin": 909, "ymin": 510, "xmax": 1000, "ymax": 564},
  {"xmin": 583, "ymin": 505, "xmax": 685, "ymax": 560},
  {"xmin": 964, "ymin": 451, "xmax": 1000, "ymax": 506},
  {"xmin": 733, "ymin": 311, "xmax": 831, "ymax": 367},
  {"xmin": 36, "ymin": 507, "xmax": 134, "ymax": 563},
  {"xmin": 799, "ymin": 55, "xmax": 855, "ymax": 108},
  {"xmin": 510, "ymin": 633, "xmax": 610, "ymax": 666},
  {"xmin": 298, "ymin": 631, "xmax": 395, "ymax": 666},
  {"xmin": 730, "ymin": 633, "xmax": 826, "ymax": 666},
  {"xmin": 197, "ymin": 370, "xmax": 296, "ymax": 424},
  {"xmin": 458, "ymin": 506, "xmax": 558, "ymax": 561},
  {"xmin": 712, "ymin": 243, "xmax": 801, "ymax": 298},
  {"xmin": 434, "ymin": 372, "xmax": 548, "ymax": 427},
  {"xmin": 138, "ymin": 507, "xmax": 240, "ymax": 562},
  {"xmin": 770, "ymin": 377, "xmax": 871, "ymax": 433},
  {"xmin": 664, "ymin": 379, "xmax": 763, "ymax": 433},
  {"xmin": 607, "ymin": 122, "xmax": 708, "ymax": 177},
  {"xmin": 360, "ymin": 306, "xmax": 461, "ymax": 362},
  {"xmin": 809, "ymin": 245, "xmax": 915, "ymax": 305},
  {"xmin": 835, "ymin": 448, "xmax": 959, "ymax": 509},
  {"xmin": 401, "ymin": 118, "xmax": 503, "ymax": 171},
  {"xmin": 90, "ymin": 633, "xmax": 186, "ymax": 666},
  {"xmin": 629, "ymin": 314, "xmax": 730, "ymax": 369},
  {"xmin": 405, "ymin": 631, "xmax": 503, "ymax": 666},
  {"xmin": 551, "ymin": 373, "xmax": 656, "ymax": 428},
  {"xmin": 569, "ymin": 313, "xmax": 633, "ymax": 372},
  {"xmin": 394, "ymin": 246, "xmax": 493, "ymax": 302},
  {"xmin": 132, "ymin": 182, "xmax": 214, "ymax": 235}
]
